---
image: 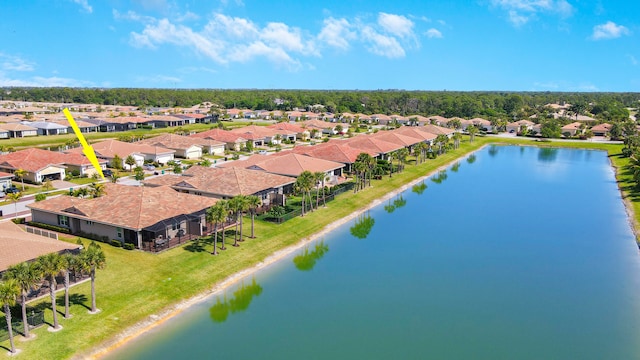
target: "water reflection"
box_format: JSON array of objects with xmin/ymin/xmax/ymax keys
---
[
  {"xmin": 350, "ymin": 213, "xmax": 376, "ymax": 239},
  {"xmin": 466, "ymin": 154, "xmax": 477, "ymax": 164},
  {"xmin": 538, "ymin": 147, "xmax": 559, "ymax": 163},
  {"xmin": 209, "ymin": 278, "xmax": 263, "ymax": 323},
  {"xmin": 488, "ymin": 145, "xmax": 499, "ymax": 157},
  {"xmin": 431, "ymin": 170, "xmax": 448, "ymax": 184},
  {"xmin": 450, "ymin": 162, "xmax": 460, "ymax": 173},
  {"xmin": 383, "ymin": 194, "xmax": 407, "ymax": 213},
  {"xmin": 411, "ymin": 181, "xmax": 427, "ymax": 195},
  {"xmin": 293, "ymin": 241, "xmax": 330, "ymax": 271}
]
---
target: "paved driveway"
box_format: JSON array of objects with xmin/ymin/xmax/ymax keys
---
[{"xmin": 51, "ymin": 179, "xmax": 78, "ymax": 190}]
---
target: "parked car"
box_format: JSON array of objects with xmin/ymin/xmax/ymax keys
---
[
  {"xmin": 258, "ymin": 150, "xmax": 268, "ymax": 155},
  {"xmin": 103, "ymin": 169, "xmax": 113, "ymax": 177},
  {"xmin": 0, "ymin": 191, "xmax": 5, "ymax": 198},
  {"xmin": 143, "ymin": 164, "xmax": 156, "ymax": 171},
  {"xmin": 4, "ymin": 186, "xmax": 19, "ymax": 194}
]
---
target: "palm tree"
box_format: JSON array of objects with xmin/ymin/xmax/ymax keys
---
[
  {"xmin": 434, "ymin": 135, "xmax": 448, "ymax": 155},
  {"xmin": 206, "ymin": 202, "xmax": 227, "ymax": 255},
  {"xmin": 0, "ymin": 279, "xmax": 20, "ymax": 354},
  {"xmin": 89, "ymin": 182, "xmax": 105, "ymax": 198},
  {"xmin": 200, "ymin": 158, "xmax": 212, "ymax": 167},
  {"xmin": 452, "ymin": 132, "xmax": 462, "ymax": 149},
  {"xmin": 61, "ymin": 253, "xmax": 79, "ymax": 319},
  {"xmin": 110, "ymin": 171, "xmax": 121, "ymax": 183},
  {"xmin": 14, "ymin": 168, "xmax": 27, "ymax": 191},
  {"xmin": 79, "ymin": 242, "xmax": 106, "ymax": 313},
  {"xmin": 467, "ymin": 125, "xmax": 479, "ymax": 143},
  {"xmin": 313, "ymin": 172, "xmax": 326, "ymax": 209},
  {"xmin": 7, "ymin": 192, "xmax": 23, "ymax": 218},
  {"xmin": 124, "ymin": 155, "xmax": 136, "ymax": 171},
  {"xmin": 42, "ymin": 178, "xmax": 54, "ymax": 191},
  {"xmin": 397, "ymin": 148, "xmax": 409, "ymax": 172},
  {"xmin": 236, "ymin": 195, "xmax": 250, "ymax": 243},
  {"xmin": 227, "ymin": 197, "xmax": 243, "ymax": 247},
  {"xmin": 5, "ymin": 261, "xmax": 42, "ymax": 339},
  {"xmin": 247, "ymin": 195, "xmax": 261, "ymax": 238},
  {"xmin": 38, "ymin": 253, "xmax": 64, "ymax": 330},
  {"xmin": 295, "ymin": 171, "xmax": 314, "ymax": 215}
]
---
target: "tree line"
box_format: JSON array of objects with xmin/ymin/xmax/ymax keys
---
[{"xmin": 2, "ymin": 88, "xmax": 638, "ymax": 120}]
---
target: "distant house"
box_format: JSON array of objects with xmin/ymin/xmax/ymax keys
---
[
  {"xmin": 506, "ymin": 120, "xmax": 535, "ymax": 134},
  {"xmin": 371, "ymin": 130, "xmax": 423, "ymax": 149},
  {"xmin": 267, "ymin": 122, "xmax": 309, "ymax": 141},
  {"xmin": 591, "ymin": 123, "xmax": 612, "ymax": 137},
  {"xmin": 0, "ymin": 123, "xmax": 38, "ymax": 138},
  {"xmin": 28, "ymin": 183, "xmax": 217, "ymax": 250},
  {"xmin": 230, "ymin": 125, "xmax": 297, "ymax": 144},
  {"xmin": 21, "ymin": 121, "xmax": 68, "ymax": 136},
  {"xmin": 85, "ymin": 117, "xmax": 144, "ymax": 132},
  {"xmin": 561, "ymin": 122, "xmax": 584, "ymax": 137},
  {"xmin": 468, "ymin": 118, "xmax": 493, "ymax": 132},
  {"xmin": 146, "ymin": 166, "xmax": 295, "ymax": 205},
  {"xmin": 136, "ymin": 134, "xmax": 204, "ymax": 159},
  {"xmin": 0, "ymin": 221, "xmax": 81, "ymax": 275},
  {"xmin": 0, "ymin": 148, "xmax": 75, "ymax": 183},
  {"xmin": 302, "ymin": 119, "xmax": 345, "ymax": 135},
  {"xmin": 67, "ymin": 139, "xmax": 175, "ymax": 168},
  {"xmin": 392, "ymin": 126, "xmax": 437, "ymax": 145},
  {"xmin": 341, "ymin": 136, "xmax": 403, "ymax": 159},
  {"xmin": 292, "ymin": 142, "xmax": 377, "ymax": 172},
  {"xmin": 190, "ymin": 129, "xmax": 248, "ymax": 151},
  {"xmin": 0, "ymin": 127, "xmax": 9, "ymax": 139}
]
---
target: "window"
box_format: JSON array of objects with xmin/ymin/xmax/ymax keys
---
[
  {"xmin": 57, "ymin": 215, "xmax": 69, "ymax": 227},
  {"xmin": 116, "ymin": 227, "xmax": 122, "ymax": 238},
  {"xmin": 172, "ymin": 222, "xmax": 181, "ymax": 231},
  {"xmin": 85, "ymin": 220, "xmax": 94, "ymax": 225}
]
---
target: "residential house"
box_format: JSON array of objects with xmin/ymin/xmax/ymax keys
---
[
  {"xmin": 302, "ymin": 119, "xmax": 346, "ymax": 135},
  {"xmin": 136, "ymin": 134, "xmax": 204, "ymax": 159},
  {"xmin": 419, "ymin": 124, "xmax": 456, "ymax": 138},
  {"xmin": 0, "ymin": 127, "xmax": 9, "ymax": 139},
  {"xmin": 267, "ymin": 122, "xmax": 309, "ymax": 141},
  {"xmin": 85, "ymin": 117, "xmax": 144, "ymax": 132},
  {"xmin": 506, "ymin": 120, "xmax": 535, "ymax": 134},
  {"xmin": 0, "ymin": 123, "xmax": 38, "ymax": 138},
  {"xmin": 370, "ymin": 130, "xmax": 423, "ymax": 150},
  {"xmin": 468, "ymin": 118, "xmax": 493, "ymax": 132},
  {"xmin": 146, "ymin": 166, "xmax": 295, "ymax": 205},
  {"xmin": 392, "ymin": 127, "xmax": 437, "ymax": 145},
  {"xmin": 67, "ymin": 139, "xmax": 175, "ymax": 168},
  {"xmin": 231, "ymin": 125, "xmax": 297, "ymax": 144},
  {"xmin": 0, "ymin": 148, "xmax": 108, "ymax": 182},
  {"xmin": 190, "ymin": 129, "xmax": 248, "ymax": 151},
  {"xmin": 28, "ymin": 183, "xmax": 217, "ymax": 251},
  {"xmin": 591, "ymin": 123, "xmax": 612, "ymax": 137},
  {"xmin": 0, "ymin": 221, "xmax": 80, "ymax": 275},
  {"xmin": 370, "ymin": 114, "xmax": 391, "ymax": 125},
  {"xmin": 561, "ymin": 122, "xmax": 584, "ymax": 136},
  {"xmin": 292, "ymin": 142, "xmax": 377, "ymax": 172},
  {"xmin": 21, "ymin": 121, "xmax": 68, "ymax": 136},
  {"xmin": 340, "ymin": 136, "xmax": 404, "ymax": 159},
  {"xmin": 53, "ymin": 119, "xmax": 99, "ymax": 133},
  {"xmin": 223, "ymin": 153, "xmax": 345, "ymax": 184}
]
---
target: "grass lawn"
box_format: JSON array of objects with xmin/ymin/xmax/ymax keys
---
[
  {"xmin": 67, "ymin": 177, "xmax": 100, "ymax": 186},
  {"xmin": 0, "ymin": 136, "xmax": 634, "ymax": 359}
]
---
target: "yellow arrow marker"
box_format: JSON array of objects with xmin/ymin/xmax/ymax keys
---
[{"xmin": 63, "ymin": 108, "xmax": 105, "ymax": 180}]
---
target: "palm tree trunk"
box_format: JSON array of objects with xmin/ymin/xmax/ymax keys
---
[
  {"xmin": 221, "ymin": 224, "xmax": 226, "ymax": 250},
  {"xmin": 316, "ymin": 186, "xmax": 320, "ymax": 210},
  {"xmin": 90, "ymin": 268, "xmax": 97, "ymax": 313},
  {"xmin": 239, "ymin": 215, "xmax": 244, "ymax": 242},
  {"xmin": 21, "ymin": 293, "xmax": 29, "ymax": 338},
  {"xmin": 50, "ymin": 277, "xmax": 59, "ymax": 328},
  {"xmin": 233, "ymin": 213, "xmax": 239, "ymax": 247},
  {"xmin": 64, "ymin": 271, "xmax": 70, "ymax": 318},
  {"xmin": 211, "ymin": 223, "xmax": 218, "ymax": 255},
  {"xmin": 250, "ymin": 211, "xmax": 255, "ymax": 238},
  {"xmin": 322, "ymin": 180, "xmax": 327, "ymax": 208},
  {"xmin": 4, "ymin": 304, "xmax": 15, "ymax": 353}
]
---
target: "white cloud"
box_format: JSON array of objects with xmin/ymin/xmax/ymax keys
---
[
  {"xmin": 0, "ymin": 72, "xmax": 93, "ymax": 87},
  {"xmin": 591, "ymin": 21, "xmax": 630, "ymax": 40},
  {"xmin": 425, "ymin": 28, "xmax": 443, "ymax": 39},
  {"xmin": 361, "ymin": 26, "xmax": 405, "ymax": 58},
  {"xmin": 0, "ymin": 53, "xmax": 35, "ymax": 72},
  {"xmin": 205, "ymin": 14, "xmax": 259, "ymax": 39},
  {"xmin": 72, "ymin": 0, "xmax": 93, "ymax": 13},
  {"xmin": 260, "ymin": 22, "xmax": 310, "ymax": 54},
  {"xmin": 135, "ymin": 74, "xmax": 182, "ymax": 83},
  {"xmin": 378, "ymin": 13, "xmax": 414, "ymax": 38},
  {"xmin": 491, "ymin": 0, "xmax": 574, "ymax": 26},
  {"xmin": 318, "ymin": 17, "xmax": 356, "ymax": 50},
  {"xmin": 176, "ymin": 11, "xmax": 200, "ymax": 22},
  {"xmin": 228, "ymin": 41, "xmax": 301, "ymax": 70}
]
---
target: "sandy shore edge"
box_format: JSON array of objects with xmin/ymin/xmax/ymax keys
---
[{"xmin": 82, "ymin": 146, "xmax": 484, "ymax": 359}]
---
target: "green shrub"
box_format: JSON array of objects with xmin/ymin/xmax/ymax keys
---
[
  {"xmin": 35, "ymin": 193, "xmax": 47, "ymax": 202},
  {"xmin": 12, "ymin": 217, "xmax": 25, "ymax": 224},
  {"xmin": 123, "ymin": 243, "xmax": 135, "ymax": 250},
  {"xmin": 110, "ymin": 239, "xmax": 123, "ymax": 248}
]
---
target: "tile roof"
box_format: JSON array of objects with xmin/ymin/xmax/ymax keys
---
[
  {"xmin": 190, "ymin": 129, "xmax": 248, "ymax": 143},
  {"xmin": 135, "ymin": 133, "xmax": 204, "ymax": 151},
  {"xmin": 0, "ymin": 221, "xmax": 80, "ymax": 272},
  {"xmin": 392, "ymin": 127, "xmax": 438, "ymax": 142},
  {"xmin": 370, "ymin": 131, "xmax": 423, "ymax": 147},
  {"xmin": 302, "ymin": 119, "xmax": 337, "ymax": 130},
  {"xmin": 561, "ymin": 122, "xmax": 583, "ymax": 130},
  {"xmin": 141, "ymin": 174, "xmax": 184, "ymax": 187},
  {"xmin": 157, "ymin": 166, "xmax": 295, "ymax": 197},
  {"xmin": 418, "ymin": 124, "xmax": 456, "ymax": 136},
  {"xmin": 0, "ymin": 171, "xmax": 14, "ymax": 178},
  {"xmin": 591, "ymin": 123, "xmax": 612, "ymax": 132},
  {"xmin": 28, "ymin": 183, "xmax": 217, "ymax": 230},
  {"xmin": 225, "ymin": 153, "xmax": 344, "ymax": 177},
  {"xmin": 341, "ymin": 135, "xmax": 404, "ymax": 155},
  {"xmin": 68, "ymin": 139, "xmax": 175, "ymax": 159},
  {"xmin": 0, "ymin": 148, "xmax": 103, "ymax": 172},
  {"xmin": 292, "ymin": 142, "xmax": 376, "ymax": 164},
  {"xmin": 0, "ymin": 123, "xmax": 38, "ymax": 131},
  {"xmin": 267, "ymin": 122, "xmax": 308, "ymax": 134}
]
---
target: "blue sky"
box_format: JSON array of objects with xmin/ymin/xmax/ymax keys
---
[{"xmin": 1, "ymin": 0, "xmax": 638, "ymax": 91}]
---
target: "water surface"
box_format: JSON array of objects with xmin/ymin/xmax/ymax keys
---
[{"xmin": 108, "ymin": 146, "xmax": 640, "ymax": 360}]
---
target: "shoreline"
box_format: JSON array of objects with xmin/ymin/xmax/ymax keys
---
[{"xmin": 81, "ymin": 146, "xmax": 486, "ymax": 360}]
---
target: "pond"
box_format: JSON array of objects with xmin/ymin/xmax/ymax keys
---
[{"xmin": 107, "ymin": 145, "xmax": 640, "ymax": 360}]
